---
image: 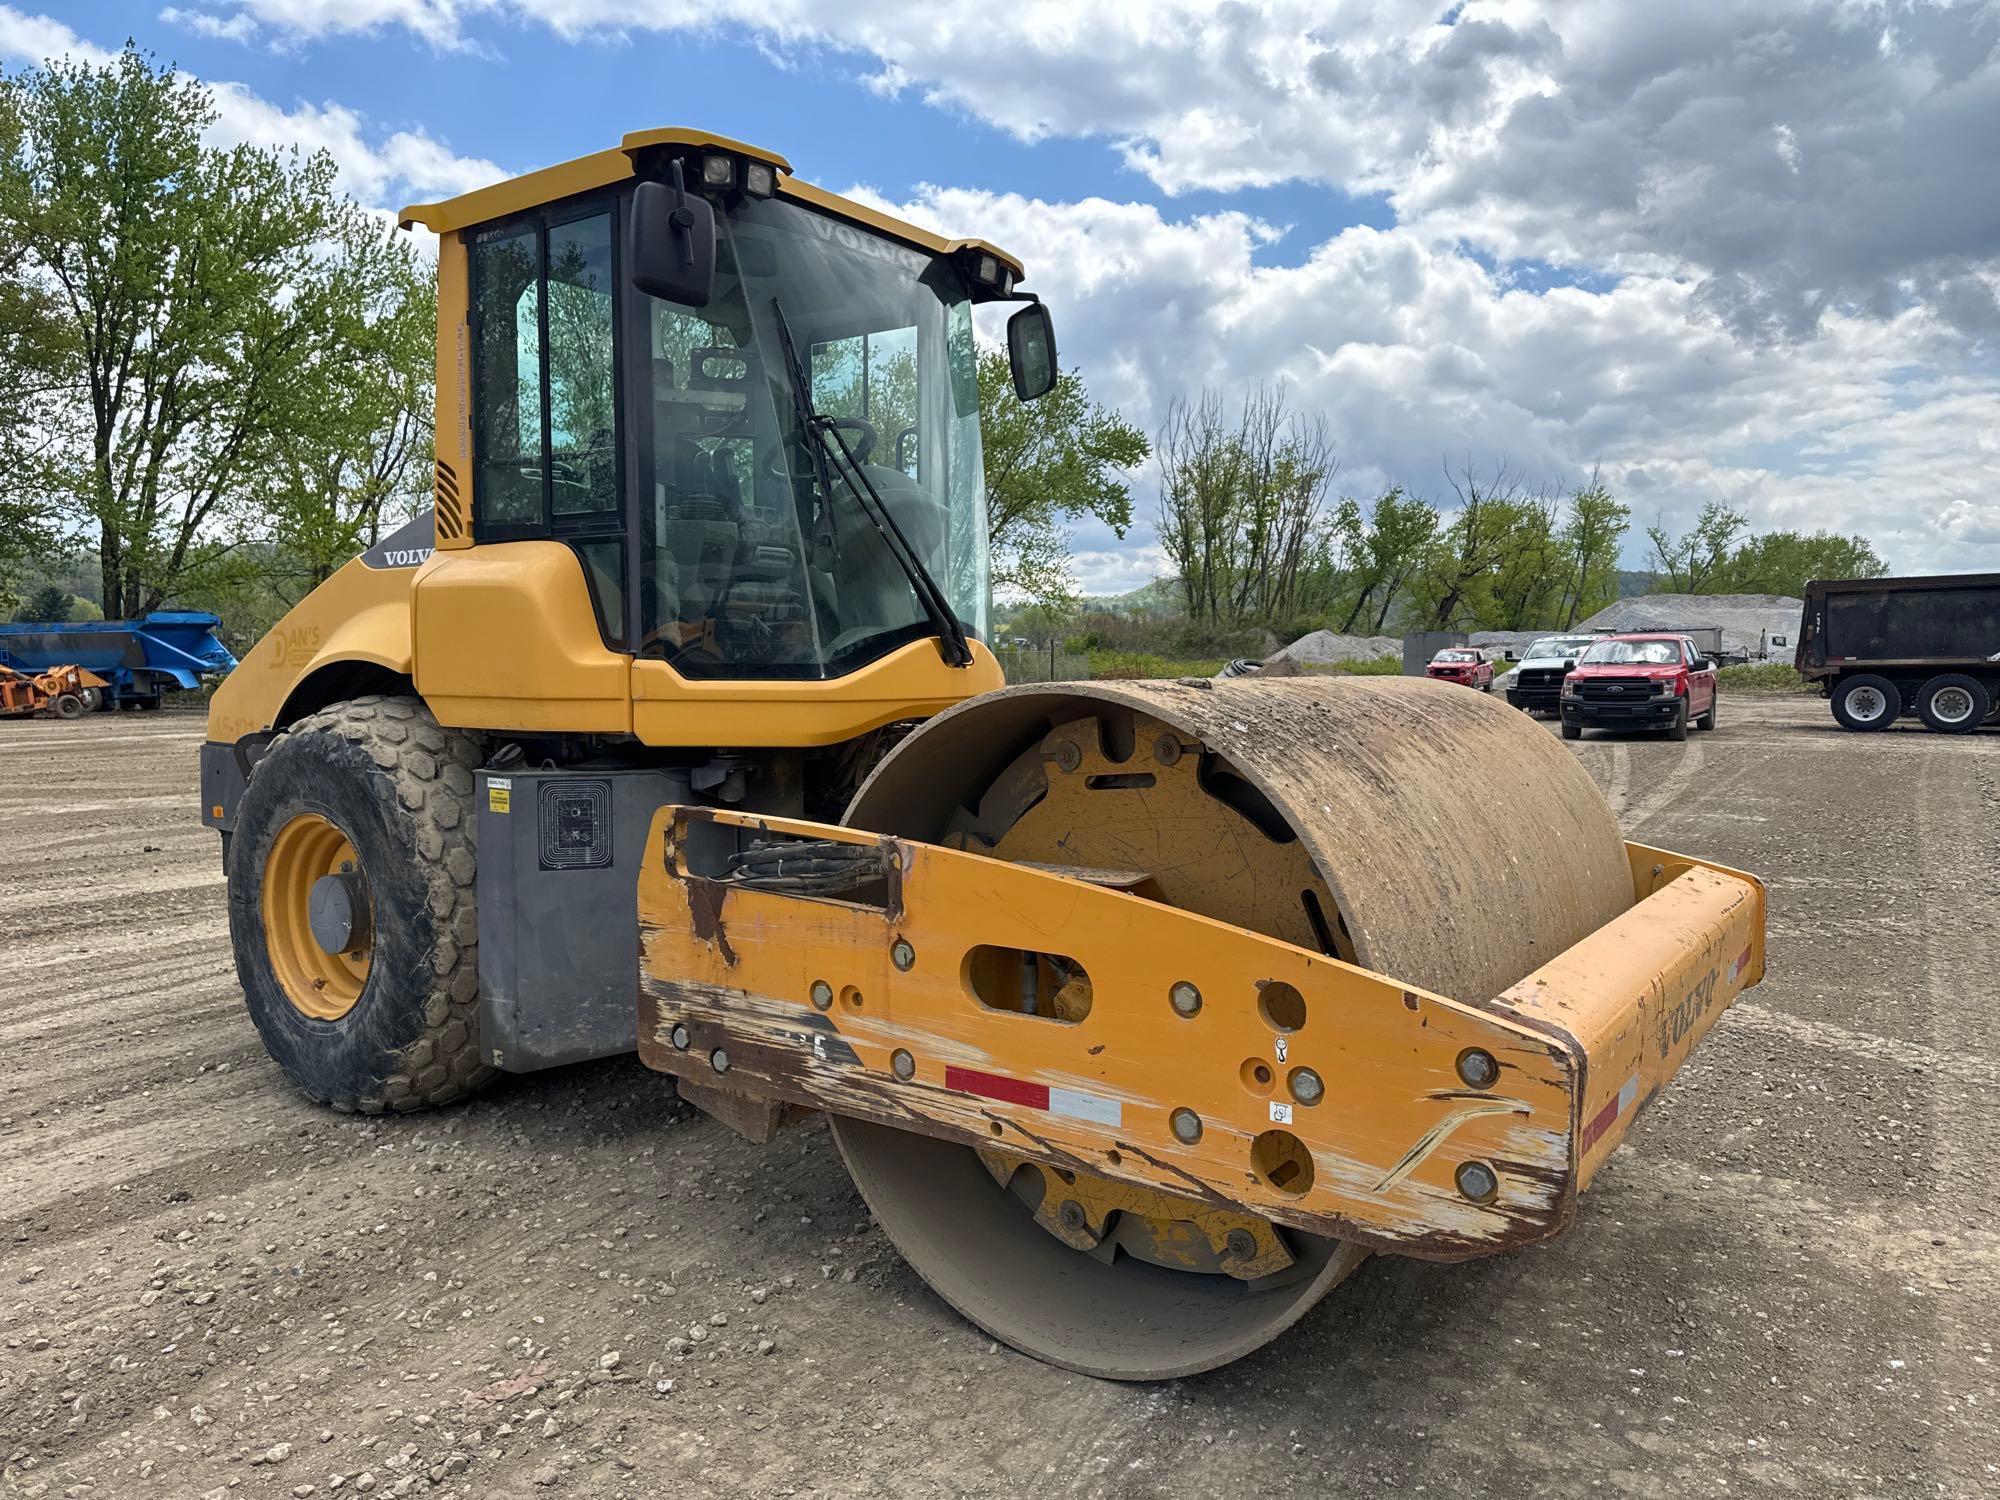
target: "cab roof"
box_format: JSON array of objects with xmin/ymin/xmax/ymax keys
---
[{"xmin": 398, "ymin": 126, "xmax": 1025, "ymax": 281}]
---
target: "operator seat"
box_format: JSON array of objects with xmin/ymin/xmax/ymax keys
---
[{"xmin": 825, "ymin": 464, "xmax": 953, "ymax": 638}]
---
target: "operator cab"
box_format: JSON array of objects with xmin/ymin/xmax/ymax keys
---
[{"xmin": 454, "ymin": 136, "xmax": 1056, "ymax": 684}]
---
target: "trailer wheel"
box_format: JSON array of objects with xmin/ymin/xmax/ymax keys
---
[
  {"xmin": 1914, "ymin": 674, "xmax": 1990, "ymax": 735},
  {"xmin": 1830, "ymin": 674, "xmax": 1900, "ymax": 731},
  {"xmin": 227, "ymin": 695, "xmax": 492, "ymax": 1113},
  {"xmin": 52, "ymin": 693, "xmax": 84, "ymax": 719}
]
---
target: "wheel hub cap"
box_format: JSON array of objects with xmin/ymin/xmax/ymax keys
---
[
  {"xmin": 262, "ymin": 814, "xmax": 373, "ymax": 1020},
  {"xmin": 308, "ymin": 871, "xmax": 372, "ymax": 953}
]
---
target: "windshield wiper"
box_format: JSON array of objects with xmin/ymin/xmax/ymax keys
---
[{"xmin": 768, "ymin": 297, "xmax": 974, "ymax": 669}]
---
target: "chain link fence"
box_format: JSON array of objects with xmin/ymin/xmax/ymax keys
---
[{"xmin": 993, "ymin": 645, "xmax": 1093, "ymax": 683}]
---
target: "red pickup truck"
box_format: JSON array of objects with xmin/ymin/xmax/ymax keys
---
[
  {"xmin": 1559, "ymin": 633, "xmax": 1718, "ymax": 742},
  {"xmin": 1426, "ymin": 647, "xmax": 1493, "ymax": 691}
]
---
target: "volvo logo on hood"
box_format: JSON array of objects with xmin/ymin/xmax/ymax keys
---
[{"xmin": 358, "ymin": 509, "xmax": 437, "ymax": 570}]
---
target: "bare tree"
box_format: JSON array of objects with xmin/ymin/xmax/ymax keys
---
[
  {"xmin": 1156, "ymin": 383, "xmax": 1336, "ymax": 626},
  {"xmin": 1155, "ymin": 389, "xmax": 1245, "ymax": 622}
]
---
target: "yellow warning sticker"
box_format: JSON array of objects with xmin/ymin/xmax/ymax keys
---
[{"xmin": 488, "ymin": 776, "xmax": 511, "ymax": 814}]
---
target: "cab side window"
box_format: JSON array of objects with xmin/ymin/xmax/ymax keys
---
[
  {"xmin": 470, "ymin": 226, "xmax": 543, "ymax": 531},
  {"xmin": 546, "ymin": 214, "xmax": 619, "ymax": 519},
  {"xmin": 470, "ymin": 205, "xmax": 625, "ymax": 645}
]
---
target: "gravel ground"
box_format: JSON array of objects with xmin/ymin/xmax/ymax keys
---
[{"xmin": 2, "ymin": 700, "xmax": 1995, "ymax": 1499}]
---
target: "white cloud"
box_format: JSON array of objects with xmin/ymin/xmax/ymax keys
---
[
  {"xmin": 183, "ymin": 1, "xmax": 2000, "ymax": 340},
  {"xmin": 884, "ymin": 185, "xmax": 2000, "ymax": 576},
  {"xmin": 161, "ymin": 5, "xmax": 262, "ymax": 44},
  {"xmin": 0, "ymin": 6, "xmax": 506, "ymax": 214},
  {"xmin": 0, "ymin": 6, "xmax": 115, "ymax": 65}
]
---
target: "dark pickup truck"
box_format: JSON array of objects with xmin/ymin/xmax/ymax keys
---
[{"xmin": 1796, "ymin": 573, "xmax": 2000, "ymax": 733}]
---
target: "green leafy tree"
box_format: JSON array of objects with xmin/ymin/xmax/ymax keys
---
[
  {"xmin": 980, "ymin": 352, "xmax": 1146, "ymax": 604},
  {"xmin": 1408, "ymin": 461, "xmax": 1541, "ymax": 629},
  {"xmin": 0, "ymin": 84, "xmax": 67, "ymax": 587},
  {"xmin": 1486, "ymin": 492, "xmax": 1566, "ymax": 629},
  {"xmin": 0, "ymin": 46, "xmax": 425, "ymax": 616},
  {"xmin": 1646, "ymin": 502, "xmax": 1749, "ymax": 594},
  {"xmin": 259, "ymin": 259, "xmax": 436, "ymax": 592},
  {"xmin": 1334, "ymin": 486, "xmax": 1439, "ymax": 633},
  {"xmin": 1556, "ymin": 476, "xmax": 1630, "ymax": 625},
  {"xmin": 1718, "ymin": 529, "xmax": 1888, "ymax": 595},
  {"xmin": 12, "ymin": 581, "xmax": 72, "ymax": 621}
]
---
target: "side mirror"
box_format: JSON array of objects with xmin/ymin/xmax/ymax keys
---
[
  {"xmin": 1504, "ymin": 650, "xmax": 1518, "ymax": 662},
  {"xmin": 628, "ymin": 166, "xmax": 716, "ymax": 308},
  {"xmin": 1007, "ymin": 302, "xmax": 1058, "ymax": 401},
  {"xmin": 1695, "ymin": 658, "xmax": 1715, "ymax": 672}
]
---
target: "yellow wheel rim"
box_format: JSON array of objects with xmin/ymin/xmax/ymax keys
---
[{"xmin": 262, "ymin": 813, "xmax": 373, "ymax": 1020}]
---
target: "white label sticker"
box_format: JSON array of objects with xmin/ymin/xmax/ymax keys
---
[
  {"xmin": 1274, "ymin": 1036, "xmax": 1289, "ymax": 1063},
  {"xmin": 1269, "ymin": 1101, "xmax": 1293, "ymax": 1125},
  {"xmin": 488, "ymin": 777, "xmax": 512, "ymax": 790}
]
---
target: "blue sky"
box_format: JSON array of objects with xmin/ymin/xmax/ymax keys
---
[
  {"xmin": 75, "ymin": 1, "xmax": 1394, "ymax": 259},
  {"xmin": 14, "ymin": 2, "xmax": 2000, "ymax": 591}
]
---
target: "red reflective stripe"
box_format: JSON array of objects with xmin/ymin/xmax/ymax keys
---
[
  {"xmin": 1581, "ymin": 1092, "xmax": 1622, "ymax": 1152},
  {"xmin": 944, "ymin": 1065, "xmax": 1050, "ymax": 1111}
]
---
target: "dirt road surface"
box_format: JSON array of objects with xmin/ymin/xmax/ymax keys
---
[{"xmin": 3, "ymin": 700, "xmax": 1995, "ymax": 1498}]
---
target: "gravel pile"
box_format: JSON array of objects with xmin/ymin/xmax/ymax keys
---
[
  {"xmin": 1273, "ymin": 629, "xmax": 1402, "ymax": 665},
  {"xmin": 1576, "ymin": 593, "xmax": 1803, "ymax": 658}
]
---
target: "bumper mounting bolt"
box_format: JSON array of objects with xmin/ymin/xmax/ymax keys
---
[
  {"xmin": 669, "ymin": 1023, "xmax": 690, "ymax": 1051},
  {"xmin": 809, "ymin": 980, "xmax": 833, "ymax": 1011},
  {"xmin": 709, "ymin": 1047, "xmax": 730, "ymax": 1075},
  {"xmin": 891, "ymin": 939, "xmax": 916, "ymax": 972},
  {"xmin": 1288, "ymin": 1067, "xmax": 1324, "ymax": 1105},
  {"xmin": 1456, "ymin": 1048, "xmax": 1499, "ymax": 1090},
  {"xmin": 1169, "ymin": 1107, "xmax": 1203, "ymax": 1144},
  {"xmin": 1455, "ymin": 1160, "xmax": 1499, "ymax": 1203},
  {"xmin": 1169, "ymin": 981, "xmax": 1202, "ymax": 1017},
  {"xmin": 890, "ymin": 1048, "xmax": 915, "ymax": 1079}
]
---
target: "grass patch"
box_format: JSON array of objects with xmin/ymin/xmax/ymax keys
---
[
  {"xmin": 1718, "ymin": 662, "xmax": 1813, "ymax": 695},
  {"xmin": 1087, "ymin": 650, "xmax": 1228, "ymax": 680},
  {"xmin": 1302, "ymin": 654, "xmax": 1403, "ymax": 676}
]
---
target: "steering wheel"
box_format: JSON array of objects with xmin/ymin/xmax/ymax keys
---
[{"xmin": 760, "ymin": 416, "xmax": 877, "ymax": 480}]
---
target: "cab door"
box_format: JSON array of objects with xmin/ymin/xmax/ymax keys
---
[
  {"xmin": 1684, "ymin": 637, "xmax": 1717, "ymax": 712},
  {"xmin": 414, "ymin": 196, "xmax": 635, "ymax": 734}
]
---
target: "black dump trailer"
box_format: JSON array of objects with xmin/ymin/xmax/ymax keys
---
[{"xmin": 1797, "ymin": 573, "xmax": 2000, "ymax": 733}]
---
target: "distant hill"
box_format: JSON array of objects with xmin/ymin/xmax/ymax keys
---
[
  {"xmin": 1616, "ymin": 568, "xmax": 1662, "ymax": 597},
  {"xmin": 1081, "ymin": 577, "xmax": 1183, "ymax": 616}
]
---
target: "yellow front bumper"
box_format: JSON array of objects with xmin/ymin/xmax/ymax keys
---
[
  {"xmin": 1495, "ymin": 843, "xmax": 1766, "ymax": 1193},
  {"xmin": 636, "ymin": 811, "xmax": 1764, "ymax": 1262}
]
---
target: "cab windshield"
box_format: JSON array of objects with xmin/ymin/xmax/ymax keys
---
[
  {"xmin": 637, "ymin": 196, "xmax": 987, "ymax": 678},
  {"xmin": 1581, "ymin": 638, "xmax": 1680, "ymax": 665},
  {"xmin": 1525, "ymin": 637, "xmax": 1592, "ymax": 660}
]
